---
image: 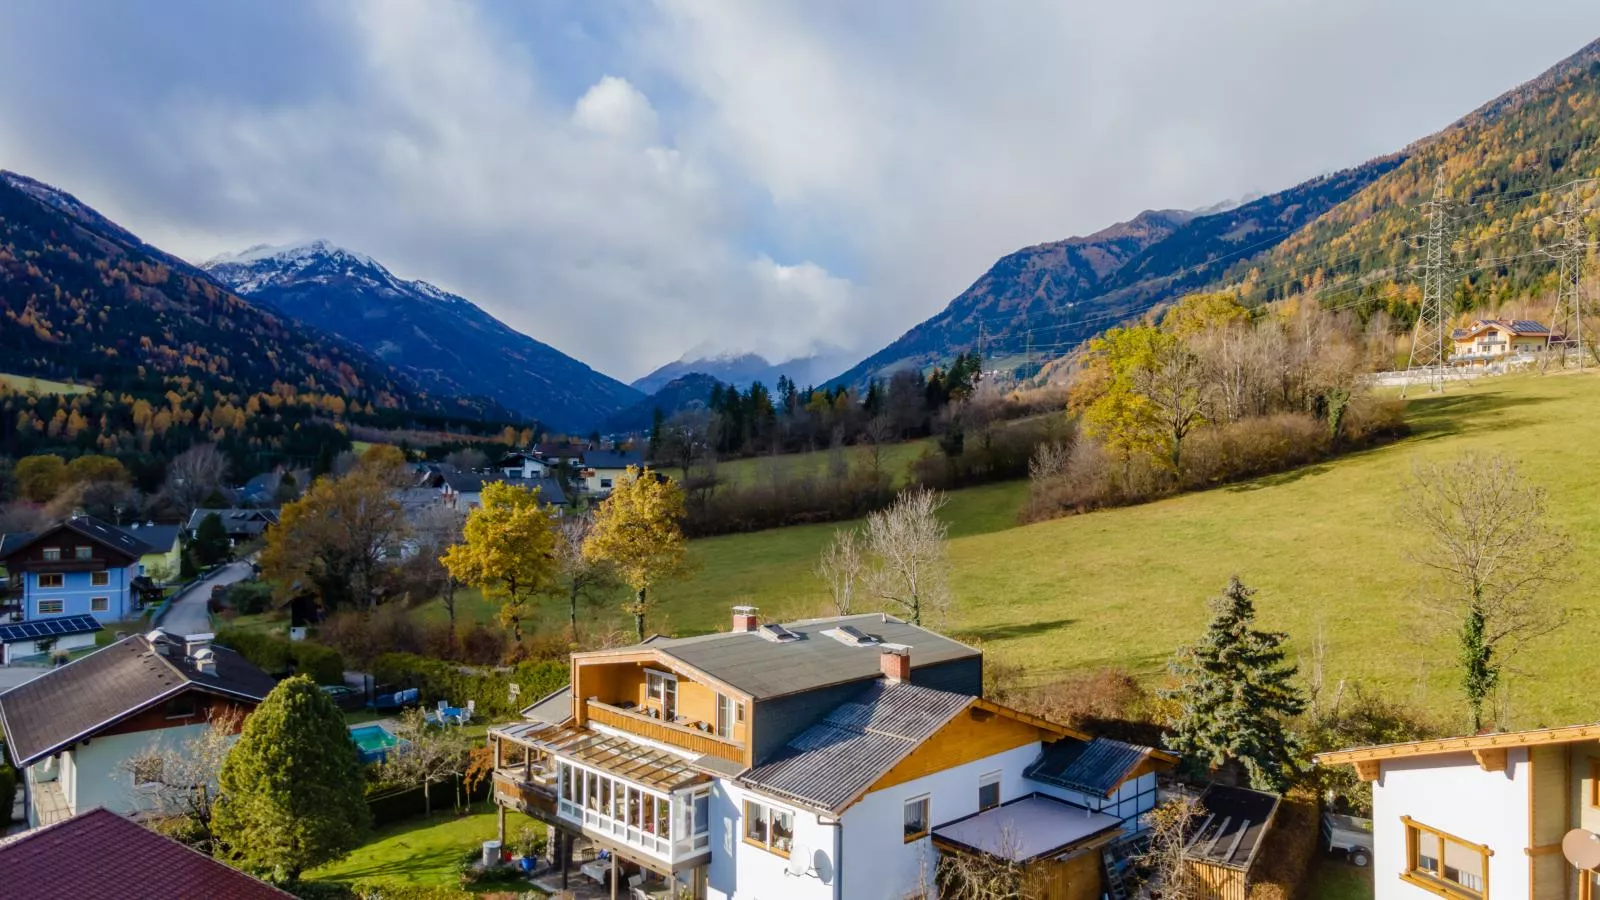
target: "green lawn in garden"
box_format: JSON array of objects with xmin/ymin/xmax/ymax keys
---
[
  {"xmin": 305, "ymin": 810, "xmax": 504, "ymax": 889},
  {"xmin": 1308, "ymin": 860, "xmax": 1374, "ymax": 900},
  {"xmin": 386, "ymin": 371, "xmax": 1600, "ymax": 727}
]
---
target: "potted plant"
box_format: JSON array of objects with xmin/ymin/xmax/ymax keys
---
[{"xmin": 515, "ymin": 825, "xmax": 544, "ymax": 874}]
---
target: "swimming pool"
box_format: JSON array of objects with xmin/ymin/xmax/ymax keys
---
[{"xmin": 350, "ymin": 723, "xmax": 403, "ymax": 764}]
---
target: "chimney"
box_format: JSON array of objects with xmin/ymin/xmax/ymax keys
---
[
  {"xmin": 731, "ymin": 605, "xmax": 760, "ymax": 633},
  {"xmin": 880, "ymin": 647, "xmax": 911, "ymax": 683},
  {"xmin": 185, "ymin": 632, "xmax": 215, "ymax": 660},
  {"xmin": 192, "ymin": 648, "xmax": 217, "ymax": 676}
]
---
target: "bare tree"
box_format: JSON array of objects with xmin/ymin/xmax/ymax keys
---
[
  {"xmin": 162, "ymin": 444, "xmax": 228, "ymax": 510},
  {"xmin": 862, "ymin": 414, "xmax": 894, "ymax": 487},
  {"xmin": 1138, "ymin": 796, "xmax": 1205, "ymax": 900},
  {"xmin": 1027, "ymin": 441, "xmax": 1072, "ymax": 483},
  {"xmin": 378, "ymin": 708, "xmax": 471, "ymax": 818},
  {"xmin": 119, "ymin": 709, "xmax": 242, "ymax": 852},
  {"xmin": 864, "ymin": 487, "xmax": 952, "ymax": 626},
  {"xmin": 411, "ymin": 503, "xmax": 467, "ymax": 632},
  {"xmin": 816, "ymin": 527, "xmax": 866, "ymax": 616},
  {"xmin": 1403, "ymin": 453, "xmax": 1571, "ymax": 731},
  {"xmin": 444, "ymin": 448, "xmax": 489, "ymax": 472},
  {"xmin": 1135, "ymin": 340, "xmax": 1208, "ymax": 471},
  {"xmin": 551, "ymin": 511, "xmax": 615, "ymax": 639},
  {"xmin": 932, "ymin": 824, "xmax": 1036, "ymax": 899}
]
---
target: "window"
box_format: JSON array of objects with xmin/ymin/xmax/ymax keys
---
[
  {"xmin": 91, "ymin": 597, "xmax": 109, "ymax": 613},
  {"xmin": 37, "ymin": 573, "xmax": 64, "ymax": 589},
  {"xmin": 91, "ymin": 571, "xmax": 110, "ymax": 587},
  {"xmin": 165, "ymin": 695, "xmax": 197, "ymax": 718},
  {"xmin": 74, "ymin": 546, "xmax": 92, "ymax": 560},
  {"xmin": 41, "ymin": 547, "xmax": 60, "ymax": 561},
  {"xmin": 37, "ymin": 599, "xmax": 64, "ymax": 615},
  {"xmin": 601, "ymin": 478, "xmax": 614, "ymax": 489},
  {"xmin": 645, "ymin": 670, "xmax": 677, "ymax": 720},
  {"xmin": 904, "ymin": 795, "xmax": 930, "ymax": 842},
  {"xmin": 716, "ymin": 693, "xmax": 740, "ymax": 739},
  {"xmin": 1403, "ymin": 817, "xmax": 1488, "ymax": 899},
  {"xmin": 744, "ymin": 800, "xmax": 794, "ymax": 857},
  {"xmin": 978, "ymin": 771, "xmax": 1001, "ymax": 812}
]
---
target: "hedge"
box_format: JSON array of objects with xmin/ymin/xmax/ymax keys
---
[
  {"xmin": 370, "ymin": 653, "xmax": 568, "ymax": 719},
  {"xmin": 216, "ymin": 628, "xmax": 346, "ymax": 685},
  {"xmin": 366, "ymin": 775, "xmax": 490, "ymax": 826}
]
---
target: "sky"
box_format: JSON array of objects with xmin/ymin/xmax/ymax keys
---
[{"xmin": 1, "ymin": 2, "xmax": 1598, "ymax": 383}]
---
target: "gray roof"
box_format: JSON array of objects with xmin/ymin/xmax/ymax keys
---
[
  {"xmin": 1188, "ymin": 784, "xmax": 1281, "ymax": 870},
  {"xmin": 521, "ymin": 685, "xmax": 573, "ymax": 725},
  {"xmin": 0, "ymin": 517, "xmax": 154, "ymax": 565},
  {"xmin": 740, "ymin": 680, "xmax": 972, "ymax": 813},
  {"xmin": 117, "ymin": 524, "xmax": 180, "ymax": 554},
  {"xmin": 185, "ymin": 508, "xmax": 279, "ymax": 534},
  {"xmin": 643, "ymin": 613, "xmax": 979, "ymax": 699},
  {"xmin": 932, "ymin": 794, "xmax": 1122, "ymax": 861},
  {"xmin": 0, "ymin": 631, "xmax": 277, "ymax": 767},
  {"xmin": 583, "ymin": 450, "xmax": 644, "ymax": 470},
  {"xmin": 0, "ymin": 533, "xmax": 35, "ymax": 557},
  {"xmin": 1024, "ymin": 736, "xmax": 1152, "ymax": 797}
]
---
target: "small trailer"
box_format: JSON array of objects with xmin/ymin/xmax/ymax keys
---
[{"xmin": 1321, "ymin": 813, "xmax": 1374, "ymax": 867}]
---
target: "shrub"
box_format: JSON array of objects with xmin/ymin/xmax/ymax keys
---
[
  {"xmin": 216, "ymin": 628, "xmax": 345, "ymax": 684},
  {"xmin": 1303, "ymin": 684, "xmax": 1440, "ymax": 815},
  {"xmin": 1249, "ymin": 789, "xmax": 1323, "ymax": 900},
  {"xmin": 456, "ymin": 623, "xmax": 508, "ymax": 666},
  {"xmin": 292, "ymin": 642, "xmax": 347, "ymax": 685},
  {"xmin": 223, "ymin": 581, "xmax": 275, "ymax": 616},
  {"xmin": 369, "ymin": 653, "xmax": 567, "ymax": 719},
  {"xmin": 0, "ymin": 756, "xmax": 16, "ymax": 826},
  {"xmin": 319, "ymin": 606, "xmax": 426, "ymax": 668}
]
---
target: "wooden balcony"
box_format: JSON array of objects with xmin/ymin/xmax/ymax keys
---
[
  {"xmin": 492, "ymin": 769, "xmax": 558, "ymax": 819},
  {"xmin": 584, "ymin": 700, "xmax": 744, "ymax": 764}
]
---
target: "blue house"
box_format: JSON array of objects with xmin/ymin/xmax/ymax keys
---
[{"xmin": 0, "ymin": 517, "xmax": 153, "ymax": 664}]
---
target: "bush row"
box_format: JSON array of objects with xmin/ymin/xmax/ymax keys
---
[
  {"xmin": 316, "ymin": 605, "xmax": 570, "ymax": 669},
  {"xmin": 365, "ymin": 775, "xmax": 489, "ymax": 827},
  {"xmin": 369, "ymin": 652, "xmax": 568, "ymax": 719},
  {"xmin": 682, "ymin": 467, "xmax": 895, "ymax": 538},
  {"xmin": 216, "ymin": 628, "xmax": 346, "ymax": 685}
]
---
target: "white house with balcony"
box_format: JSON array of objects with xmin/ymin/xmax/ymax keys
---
[{"xmin": 488, "ymin": 608, "xmax": 1174, "ymax": 899}]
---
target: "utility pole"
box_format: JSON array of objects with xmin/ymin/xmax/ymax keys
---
[
  {"xmin": 1544, "ymin": 204, "xmax": 1589, "ymax": 368},
  {"xmin": 1403, "ymin": 168, "xmax": 1456, "ymax": 396}
]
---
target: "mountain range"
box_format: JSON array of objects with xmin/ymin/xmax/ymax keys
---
[
  {"xmin": 631, "ymin": 346, "xmax": 856, "ymax": 395},
  {"xmin": 835, "ymin": 35, "xmax": 1600, "ymax": 386},
  {"xmin": 203, "ymin": 241, "xmax": 640, "ymax": 432}
]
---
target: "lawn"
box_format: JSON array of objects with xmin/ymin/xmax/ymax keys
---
[
  {"xmin": 305, "ymin": 809, "xmax": 504, "ymax": 889},
  {"xmin": 0, "ymin": 371, "xmax": 90, "ymax": 395},
  {"xmin": 701, "ymin": 436, "xmax": 936, "ymax": 490},
  {"xmin": 1308, "ymin": 860, "xmax": 1374, "ymax": 900}
]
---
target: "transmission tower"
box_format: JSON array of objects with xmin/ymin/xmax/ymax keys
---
[
  {"xmin": 1403, "ymin": 168, "xmax": 1457, "ymax": 396},
  {"xmin": 1544, "ymin": 204, "xmax": 1589, "ymax": 368}
]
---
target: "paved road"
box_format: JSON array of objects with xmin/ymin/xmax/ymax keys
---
[{"xmin": 160, "ymin": 560, "xmax": 253, "ymax": 637}]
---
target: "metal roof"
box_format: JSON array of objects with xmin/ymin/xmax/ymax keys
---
[
  {"xmin": 521, "ymin": 685, "xmax": 574, "ymax": 725},
  {"xmin": 641, "ymin": 614, "xmax": 979, "ymax": 699},
  {"xmin": 740, "ymin": 680, "xmax": 973, "ymax": 813},
  {"xmin": 0, "ymin": 614, "xmax": 103, "ymax": 644},
  {"xmin": 933, "ymin": 794, "xmax": 1122, "ymax": 861},
  {"xmin": 1187, "ymin": 784, "xmax": 1281, "ymax": 870},
  {"xmin": 515, "ymin": 723, "xmax": 712, "ymax": 792},
  {"xmin": 0, "ymin": 516, "xmax": 155, "ymax": 565},
  {"xmin": 1024, "ymin": 736, "xmax": 1151, "ymax": 797}
]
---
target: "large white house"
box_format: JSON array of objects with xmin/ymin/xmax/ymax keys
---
[
  {"xmin": 1318, "ymin": 722, "xmax": 1600, "ymax": 900},
  {"xmin": 0, "ymin": 629, "xmax": 275, "ymax": 828},
  {"xmin": 490, "ymin": 608, "xmax": 1174, "ymax": 899}
]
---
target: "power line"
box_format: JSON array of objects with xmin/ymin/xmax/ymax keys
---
[{"xmin": 1405, "ymin": 169, "xmax": 1457, "ymax": 395}]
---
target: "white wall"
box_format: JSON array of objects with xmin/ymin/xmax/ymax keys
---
[
  {"xmin": 66, "ymin": 723, "xmax": 213, "ymax": 818},
  {"xmin": 706, "ymin": 779, "xmax": 836, "ymax": 900},
  {"xmin": 1371, "ymin": 750, "xmax": 1530, "ymax": 900}
]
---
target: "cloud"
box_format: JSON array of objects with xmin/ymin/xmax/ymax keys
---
[{"xmin": 0, "ymin": 0, "xmax": 1597, "ymax": 381}]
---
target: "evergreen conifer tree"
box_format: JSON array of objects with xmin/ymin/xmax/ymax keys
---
[
  {"xmin": 192, "ymin": 512, "xmax": 232, "ymax": 567},
  {"xmin": 1161, "ymin": 576, "xmax": 1306, "ymax": 792},
  {"xmin": 213, "ymin": 675, "xmax": 369, "ymax": 883}
]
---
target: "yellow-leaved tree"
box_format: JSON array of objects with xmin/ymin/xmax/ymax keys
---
[
  {"xmin": 440, "ymin": 481, "xmax": 559, "ymax": 643},
  {"xmin": 583, "ymin": 466, "xmax": 689, "ymax": 642}
]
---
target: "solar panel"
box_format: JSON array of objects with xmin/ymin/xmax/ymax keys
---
[{"xmin": 0, "ymin": 614, "xmax": 102, "ymax": 643}]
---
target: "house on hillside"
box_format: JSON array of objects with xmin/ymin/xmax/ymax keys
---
[
  {"xmin": 440, "ymin": 471, "xmax": 568, "ymax": 513},
  {"xmin": 119, "ymin": 522, "xmax": 182, "ymax": 583},
  {"xmin": 0, "ymin": 806, "xmax": 295, "ymax": 898},
  {"xmin": 1450, "ymin": 318, "xmax": 1558, "ymax": 366},
  {"xmin": 1318, "ymin": 722, "xmax": 1600, "ymax": 900},
  {"xmin": 487, "ymin": 607, "xmax": 1175, "ymax": 899},
  {"xmin": 0, "ymin": 629, "xmax": 275, "ymax": 828},
  {"xmin": 184, "ymin": 507, "xmax": 280, "ymax": 546},
  {"xmin": 579, "ymin": 449, "xmax": 645, "ymax": 495},
  {"xmin": 496, "ymin": 451, "xmax": 553, "ymax": 480},
  {"xmin": 0, "ymin": 517, "xmax": 154, "ymax": 664}
]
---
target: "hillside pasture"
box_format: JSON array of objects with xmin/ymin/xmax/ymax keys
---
[{"xmin": 0, "ymin": 371, "xmax": 91, "ymax": 395}]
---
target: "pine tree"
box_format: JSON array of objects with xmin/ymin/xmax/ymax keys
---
[
  {"xmin": 1161, "ymin": 576, "xmax": 1306, "ymax": 792},
  {"xmin": 213, "ymin": 676, "xmax": 369, "ymax": 883},
  {"xmin": 192, "ymin": 512, "xmax": 232, "ymax": 568}
]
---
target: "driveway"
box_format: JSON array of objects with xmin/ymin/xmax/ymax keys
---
[{"xmin": 159, "ymin": 560, "xmax": 253, "ymax": 636}]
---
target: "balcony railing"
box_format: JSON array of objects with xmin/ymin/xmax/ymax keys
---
[
  {"xmin": 493, "ymin": 769, "xmax": 558, "ymax": 819},
  {"xmin": 585, "ymin": 700, "xmax": 744, "ymax": 764}
]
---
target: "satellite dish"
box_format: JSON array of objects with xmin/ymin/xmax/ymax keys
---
[
  {"xmin": 812, "ymin": 848, "xmax": 835, "ymax": 885},
  {"xmin": 785, "ymin": 844, "xmax": 811, "ymax": 877},
  {"xmin": 1564, "ymin": 829, "xmax": 1600, "ymax": 871}
]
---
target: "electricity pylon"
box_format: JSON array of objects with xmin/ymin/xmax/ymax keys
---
[
  {"xmin": 1403, "ymin": 168, "xmax": 1456, "ymax": 396},
  {"xmin": 1544, "ymin": 205, "xmax": 1589, "ymax": 368}
]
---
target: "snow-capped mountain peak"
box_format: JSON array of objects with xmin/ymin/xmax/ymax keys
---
[{"xmin": 202, "ymin": 239, "xmax": 406, "ymax": 295}]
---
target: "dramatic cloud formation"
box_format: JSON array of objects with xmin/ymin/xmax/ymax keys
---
[{"xmin": 1, "ymin": 0, "xmax": 1596, "ymax": 380}]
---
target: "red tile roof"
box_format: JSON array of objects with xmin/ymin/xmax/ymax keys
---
[{"xmin": 0, "ymin": 807, "xmax": 294, "ymax": 899}]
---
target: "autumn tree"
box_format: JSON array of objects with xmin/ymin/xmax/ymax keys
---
[
  {"xmin": 863, "ymin": 487, "xmax": 952, "ymax": 626},
  {"xmin": 441, "ymin": 481, "xmax": 560, "ymax": 642},
  {"xmin": 1159, "ymin": 291, "xmax": 1249, "ymax": 338},
  {"xmin": 14, "ymin": 454, "xmax": 67, "ymax": 502},
  {"xmin": 260, "ymin": 466, "xmax": 409, "ymax": 610},
  {"xmin": 583, "ymin": 467, "xmax": 689, "ymax": 642},
  {"xmin": 1135, "ymin": 338, "xmax": 1209, "ymax": 471},
  {"xmin": 377, "ymin": 708, "xmax": 470, "ymax": 818},
  {"xmin": 213, "ymin": 676, "xmax": 368, "ymax": 883},
  {"xmin": 1403, "ymin": 453, "xmax": 1570, "ymax": 731},
  {"xmin": 65, "ymin": 454, "xmax": 128, "ymax": 485},
  {"xmin": 1076, "ymin": 327, "xmax": 1163, "ymax": 480},
  {"xmin": 1161, "ymin": 576, "xmax": 1306, "ymax": 792},
  {"xmin": 549, "ymin": 510, "xmax": 614, "ymax": 640}
]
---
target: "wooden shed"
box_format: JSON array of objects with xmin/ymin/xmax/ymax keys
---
[
  {"xmin": 932, "ymin": 793, "xmax": 1125, "ymax": 900},
  {"xmin": 1182, "ymin": 784, "xmax": 1281, "ymax": 900}
]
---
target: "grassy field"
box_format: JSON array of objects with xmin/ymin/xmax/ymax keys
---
[
  {"xmin": 697, "ymin": 437, "xmax": 935, "ymax": 490},
  {"xmin": 390, "ymin": 371, "xmax": 1600, "ymax": 727},
  {"xmin": 1308, "ymin": 861, "xmax": 1374, "ymax": 900},
  {"xmin": 0, "ymin": 372, "xmax": 90, "ymax": 395},
  {"xmin": 306, "ymin": 809, "xmax": 502, "ymax": 889}
]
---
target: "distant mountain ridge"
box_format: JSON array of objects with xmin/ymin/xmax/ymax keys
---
[
  {"xmin": 604, "ymin": 372, "xmax": 727, "ymax": 434},
  {"xmin": 204, "ymin": 241, "xmax": 641, "ymax": 431},
  {"xmin": 633, "ymin": 346, "xmax": 856, "ymax": 394}
]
